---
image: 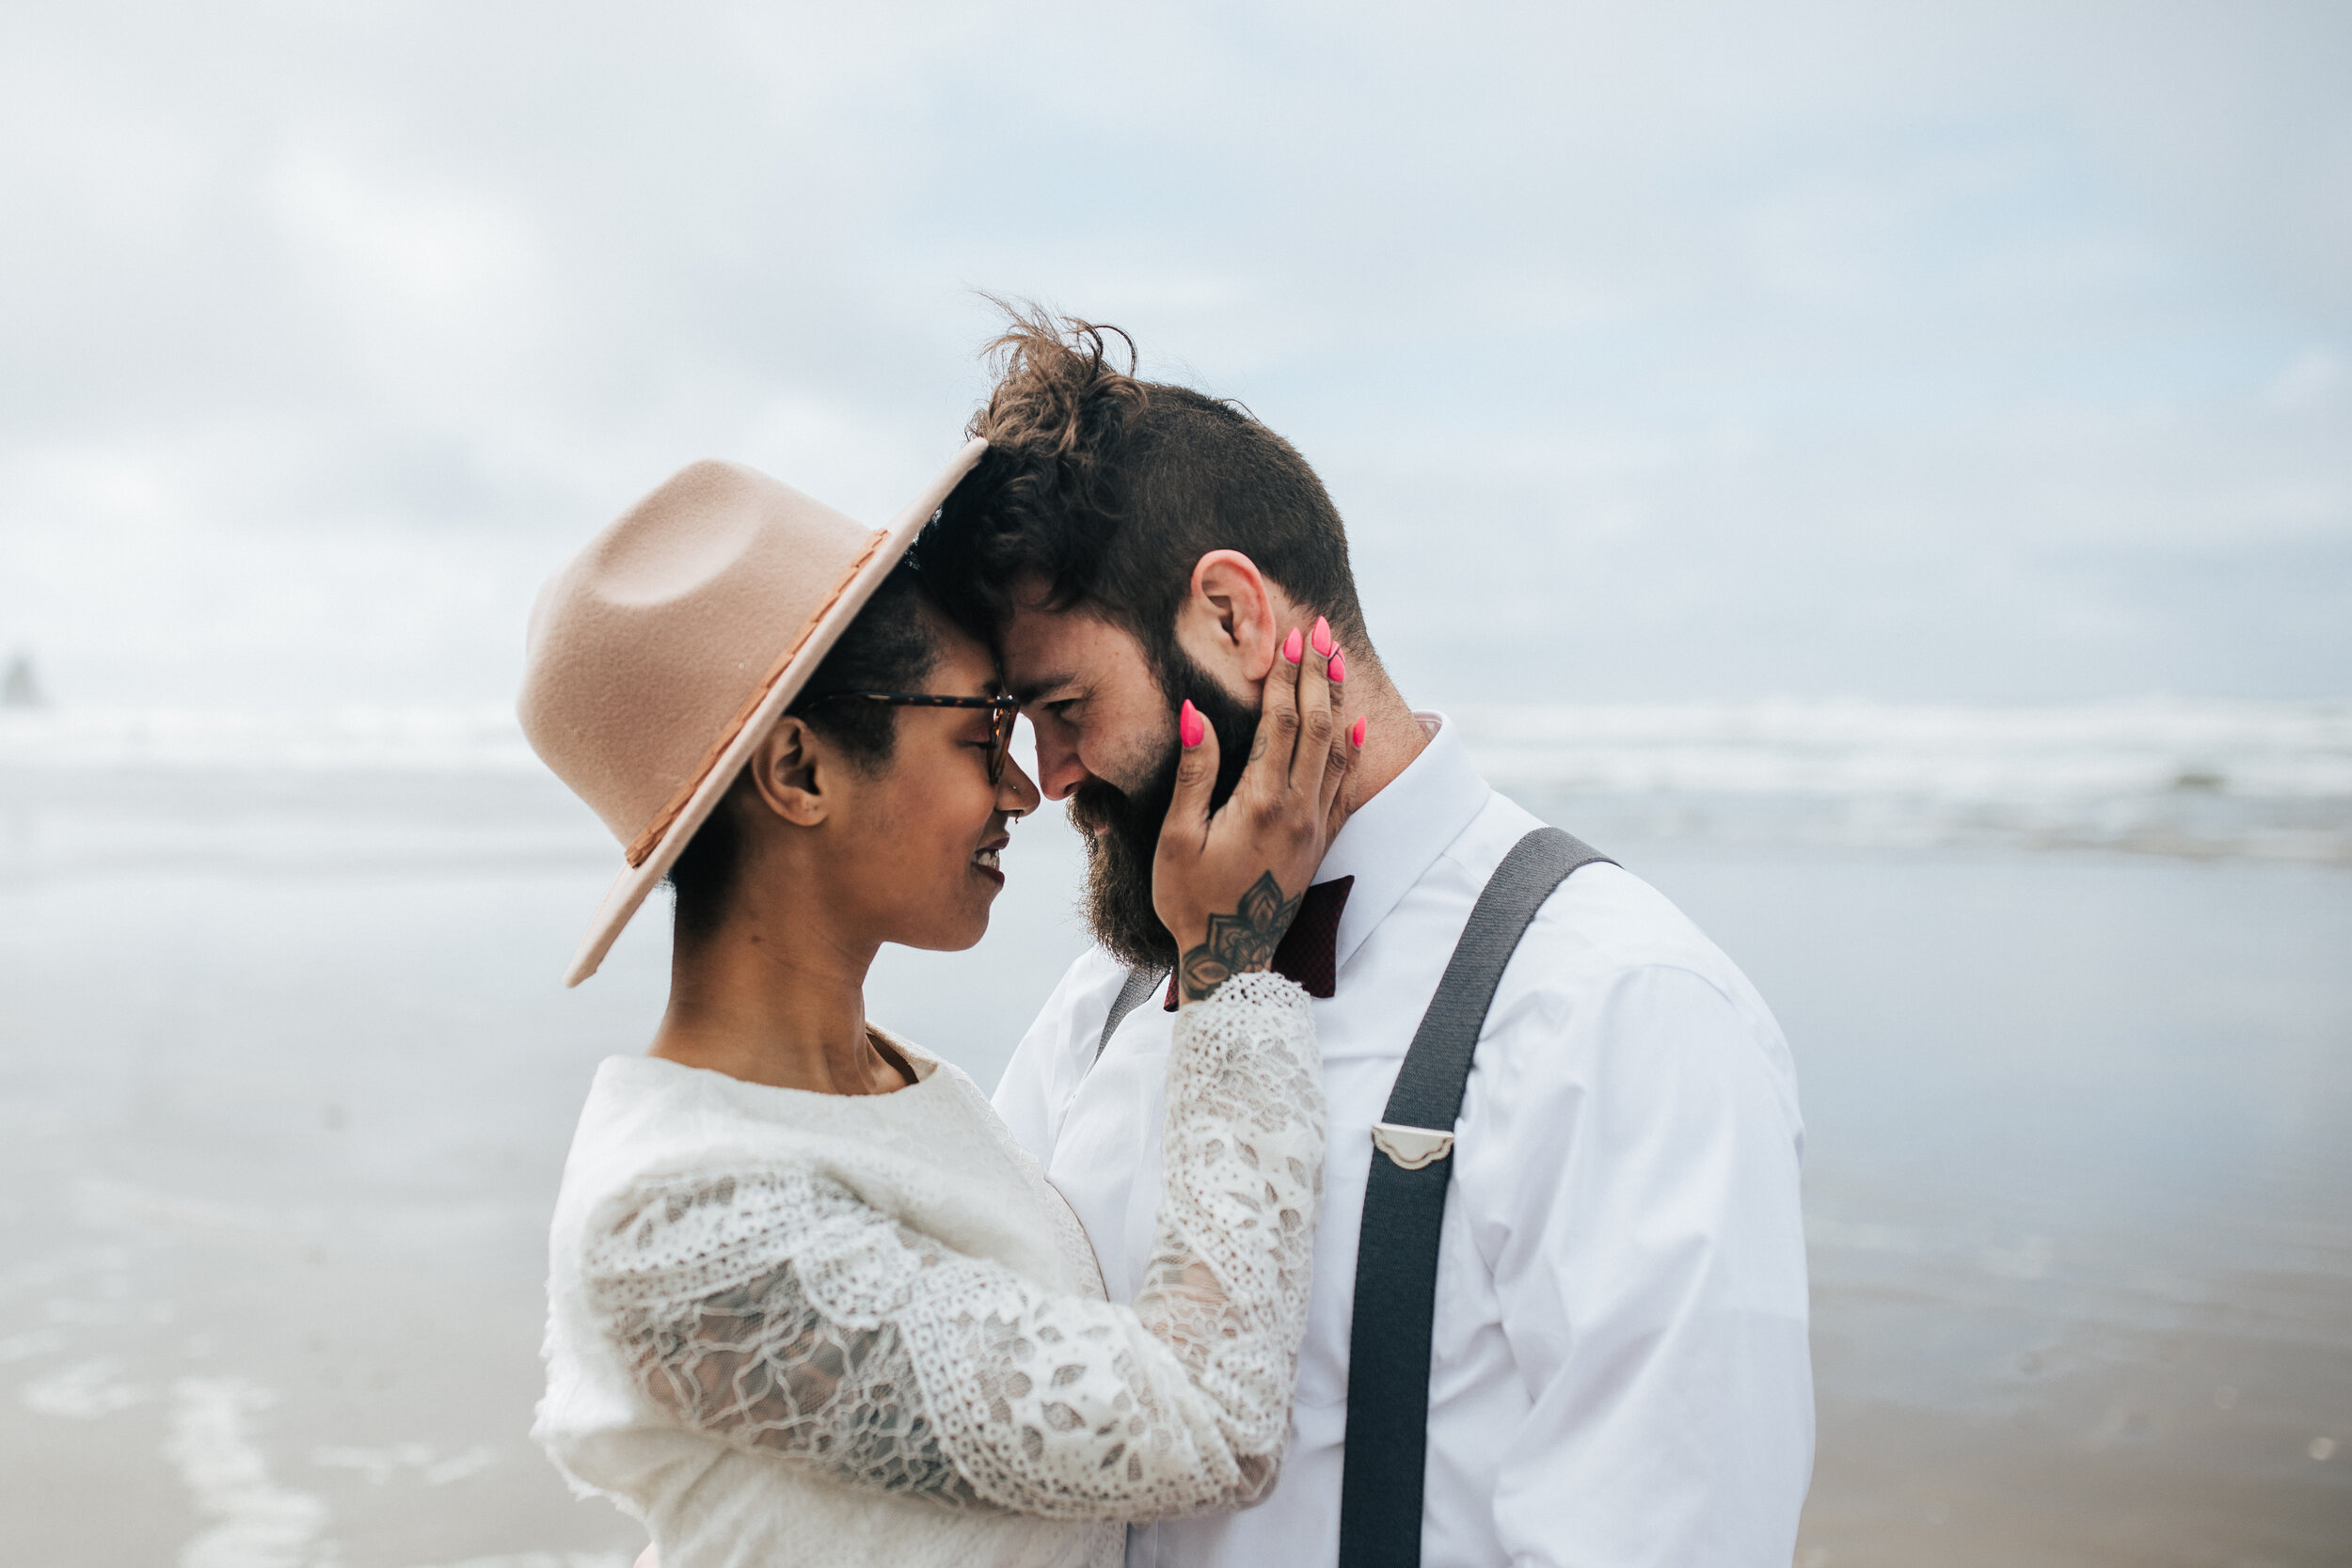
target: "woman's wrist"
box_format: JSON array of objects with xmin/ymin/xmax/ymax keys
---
[{"xmin": 1172, "ymin": 871, "xmax": 1301, "ymax": 1006}]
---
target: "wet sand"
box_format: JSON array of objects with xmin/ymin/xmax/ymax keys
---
[
  {"xmin": 1, "ymin": 768, "xmax": 2346, "ymax": 1564},
  {"xmin": 1643, "ymin": 842, "xmax": 2352, "ymax": 1566}
]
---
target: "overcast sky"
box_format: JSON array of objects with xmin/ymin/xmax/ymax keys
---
[{"xmin": 2, "ymin": 0, "xmax": 2346, "ymax": 712}]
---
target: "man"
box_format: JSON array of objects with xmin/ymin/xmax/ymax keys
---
[{"xmin": 914, "ymin": 312, "xmax": 1813, "ymax": 1567}]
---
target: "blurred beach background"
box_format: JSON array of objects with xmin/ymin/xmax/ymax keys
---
[{"xmin": 2, "ymin": 2, "xmax": 2347, "ymax": 1564}]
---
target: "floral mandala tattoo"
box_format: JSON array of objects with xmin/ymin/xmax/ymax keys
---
[{"xmin": 1178, "ymin": 871, "xmax": 1303, "ymax": 1003}]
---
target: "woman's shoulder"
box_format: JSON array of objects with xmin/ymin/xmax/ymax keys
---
[
  {"xmin": 571, "ymin": 1046, "xmax": 974, "ymax": 1153},
  {"xmin": 554, "ymin": 1047, "xmax": 1027, "ymax": 1242},
  {"xmin": 554, "ymin": 1056, "xmax": 866, "ymax": 1243}
]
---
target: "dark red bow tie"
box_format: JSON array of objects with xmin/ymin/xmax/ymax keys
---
[{"xmin": 1162, "ymin": 876, "xmax": 1354, "ymax": 1011}]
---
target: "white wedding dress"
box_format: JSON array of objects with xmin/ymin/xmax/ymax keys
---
[{"xmin": 535, "ymin": 971, "xmax": 1325, "ymax": 1568}]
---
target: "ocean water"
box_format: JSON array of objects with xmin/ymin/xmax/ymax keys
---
[
  {"xmin": 2, "ymin": 703, "xmax": 2347, "ymax": 1565},
  {"xmin": 1457, "ymin": 699, "xmax": 2352, "ymax": 864}
]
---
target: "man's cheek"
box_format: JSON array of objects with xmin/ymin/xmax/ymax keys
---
[
  {"xmin": 1081, "ymin": 738, "xmax": 1143, "ymax": 799},
  {"xmin": 1125, "ymin": 712, "xmax": 1188, "ymax": 788}
]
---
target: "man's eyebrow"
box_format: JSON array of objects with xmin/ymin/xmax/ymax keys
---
[{"xmin": 1010, "ymin": 673, "xmax": 1078, "ymax": 705}]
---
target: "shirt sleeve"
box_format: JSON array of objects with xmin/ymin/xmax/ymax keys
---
[
  {"xmin": 1472, "ymin": 963, "xmax": 1814, "ymax": 1567},
  {"xmin": 580, "ymin": 972, "xmax": 1326, "ymax": 1522}
]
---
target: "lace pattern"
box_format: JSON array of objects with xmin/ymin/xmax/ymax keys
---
[{"xmin": 581, "ymin": 972, "xmax": 1325, "ymax": 1522}]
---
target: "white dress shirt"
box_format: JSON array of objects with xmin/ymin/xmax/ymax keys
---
[{"xmin": 993, "ymin": 714, "xmax": 1814, "ymax": 1568}]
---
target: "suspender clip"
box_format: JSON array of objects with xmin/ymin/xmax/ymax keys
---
[{"xmin": 1371, "ymin": 1122, "xmax": 1454, "ymax": 1170}]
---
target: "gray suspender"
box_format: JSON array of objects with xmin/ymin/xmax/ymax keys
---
[
  {"xmin": 1338, "ymin": 826, "xmax": 1615, "ymax": 1568},
  {"xmin": 1096, "ymin": 964, "xmax": 1168, "ymax": 1060}
]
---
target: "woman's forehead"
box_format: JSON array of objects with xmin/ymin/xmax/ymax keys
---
[{"xmin": 930, "ymin": 618, "xmax": 1002, "ymax": 694}]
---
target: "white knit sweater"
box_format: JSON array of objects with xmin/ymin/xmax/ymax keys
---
[{"xmin": 534, "ymin": 972, "xmax": 1324, "ymax": 1568}]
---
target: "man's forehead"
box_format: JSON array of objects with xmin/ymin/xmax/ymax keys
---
[{"xmin": 1000, "ymin": 599, "xmax": 1136, "ymax": 696}]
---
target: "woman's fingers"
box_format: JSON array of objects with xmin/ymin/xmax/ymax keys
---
[
  {"xmin": 1290, "ymin": 617, "xmax": 1341, "ymax": 799},
  {"xmin": 1316, "ymin": 630, "xmax": 1356, "ymax": 825},
  {"xmin": 1318, "ymin": 710, "xmax": 1360, "ymax": 835},
  {"xmin": 1160, "ymin": 698, "xmax": 1220, "ymax": 850},
  {"xmin": 1251, "ymin": 625, "xmax": 1305, "ymax": 800}
]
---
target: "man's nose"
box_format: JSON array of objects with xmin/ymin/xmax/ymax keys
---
[{"xmin": 1029, "ymin": 724, "xmax": 1091, "ymax": 802}]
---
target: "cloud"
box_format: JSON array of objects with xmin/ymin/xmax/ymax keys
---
[
  {"xmin": 0, "ymin": 0, "xmax": 2344, "ymax": 706},
  {"xmin": 2270, "ymin": 346, "xmax": 2346, "ymax": 412}
]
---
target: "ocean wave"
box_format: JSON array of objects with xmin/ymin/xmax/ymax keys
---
[
  {"xmin": 1454, "ymin": 698, "xmax": 2352, "ymax": 801},
  {"xmin": 1456, "ymin": 699, "xmax": 2352, "ymax": 862},
  {"xmin": 0, "ymin": 705, "xmax": 539, "ymax": 775},
  {"xmin": 6, "ymin": 698, "xmax": 2347, "ymax": 863}
]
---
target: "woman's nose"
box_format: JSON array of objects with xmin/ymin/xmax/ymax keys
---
[{"xmin": 1002, "ymin": 754, "xmax": 1044, "ymax": 815}]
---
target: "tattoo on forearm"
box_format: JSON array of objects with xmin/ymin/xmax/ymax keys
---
[{"xmin": 1178, "ymin": 871, "xmax": 1302, "ymax": 1003}]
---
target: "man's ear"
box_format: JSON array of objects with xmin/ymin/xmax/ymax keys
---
[
  {"xmin": 1177, "ymin": 549, "xmax": 1282, "ymax": 685},
  {"xmin": 746, "ymin": 717, "xmax": 829, "ymax": 827}
]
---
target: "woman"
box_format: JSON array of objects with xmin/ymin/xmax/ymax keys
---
[{"xmin": 517, "ymin": 451, "xmax": 1356, "ymax": 1568}]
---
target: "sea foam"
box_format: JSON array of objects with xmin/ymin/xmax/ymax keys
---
[
  {"xmin": 4, "ymin": 697, "xmax": 2347, "ymax": 861},
  {"xmin": 1455, "ymin": 698, "xmax": 2352, "ymax": 861}
]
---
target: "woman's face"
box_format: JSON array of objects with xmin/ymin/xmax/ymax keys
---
[{"xmin": 818, "ymin": 614, "xmax": 1042, "ymax": 952}]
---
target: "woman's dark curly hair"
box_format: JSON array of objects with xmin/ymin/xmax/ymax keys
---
[{"xmin": 914, "ymin": 301, "xmax": 1370, "ymax": 689}]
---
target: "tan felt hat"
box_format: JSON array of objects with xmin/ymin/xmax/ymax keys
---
[{"xmin": 519, "ymin": 438, "xmax": 988, "ymax": 986}]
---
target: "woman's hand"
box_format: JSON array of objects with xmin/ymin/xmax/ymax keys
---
[{"xmin": 1153, "ymin": 617, "xmax": 1360, "ymax": 1005}]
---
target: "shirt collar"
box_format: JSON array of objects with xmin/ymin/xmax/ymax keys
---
[{"xmin": 1315, "ymin": 711, "xmax": 1489, "ymax": 974}]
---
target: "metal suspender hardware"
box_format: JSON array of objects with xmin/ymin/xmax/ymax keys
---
[
  {"xmin": 1337, "ymin": 827, "xmax": 1615, "ymax": 1568},
  {"xmin": 1369, "ymin": 1123, "xmax": 1454, "ymax": 1169}
]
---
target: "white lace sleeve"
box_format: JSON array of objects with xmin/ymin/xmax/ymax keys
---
[{"xmin": 580, "ymin": 971, "xmax": 1324, "ymax": 1521}]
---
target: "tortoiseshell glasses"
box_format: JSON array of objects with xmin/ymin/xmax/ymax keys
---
[{"xmin": 803, "ymin": 692, "xmax": 1022, "ymax": 784}]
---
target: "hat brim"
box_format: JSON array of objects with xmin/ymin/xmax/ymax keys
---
[{"xmin": 560, "ymin": 436, "xmax": 989, "ymax": 987}]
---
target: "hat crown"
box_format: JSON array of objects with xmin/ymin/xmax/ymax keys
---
[{"xmin": 519, "ymin": 459, "xmax": 878, "ymax": 847}]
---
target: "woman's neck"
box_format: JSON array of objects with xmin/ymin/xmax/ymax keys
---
[{"xmin": 650, "ymin": 904, "xmax": 908, "ymax": 1095}]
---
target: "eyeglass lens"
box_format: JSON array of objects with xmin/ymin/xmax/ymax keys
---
[{"xmin": 989, "ymin": 704, "xmax": 1015, "ymax": 784}]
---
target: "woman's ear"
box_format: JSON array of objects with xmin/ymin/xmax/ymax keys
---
[
  {"xmin": 1178, "ymin": 549, "xmax": 1281, "ymax": 685},
  {"xmin": 746, "ymin": 717, "xmax": 829, "ymax": 827}
]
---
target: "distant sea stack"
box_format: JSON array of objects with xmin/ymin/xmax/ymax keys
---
[{"xmin": 2, "ymin": 652, "xmax": 44, "ymax": 708}]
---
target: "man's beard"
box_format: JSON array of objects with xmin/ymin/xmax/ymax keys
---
[{"xmin": 1063, "ymin": 650, "xmax": 1258, "ymax": 970}]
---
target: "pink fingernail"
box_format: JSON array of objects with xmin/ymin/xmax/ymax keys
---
[
  {"xmin": 1180, "ymin": 701, "xmax": 1205, "ymax": 748},
  {"xmin": 1328, "ymin": 647, "xmax": 1346, "ymax": 683},
  {"xmin": 1311, "ymin": 616, "xmax": 1333, "ymax": 657},
  {"xmin": 1351, "ymin": 717, "xmax": 1367, "ymax": 748},
  {"xmin": 1282, "ymin": 627, "xmax": 1304, "ymax": 664}
]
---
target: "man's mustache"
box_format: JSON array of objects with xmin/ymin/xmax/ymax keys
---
[
  {"xmin": 1065, "ymin": 779, "xmax": 1130, "ymax": 837},
  {"xmin": 1066, "ymin": 785, "xmax": 1106, "ymax": 832}
]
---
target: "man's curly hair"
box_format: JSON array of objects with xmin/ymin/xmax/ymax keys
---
[{"xmin": 914, "ymin": 301, "xmax": 1370, "ymax": 684}]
